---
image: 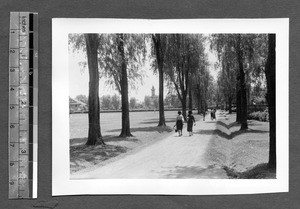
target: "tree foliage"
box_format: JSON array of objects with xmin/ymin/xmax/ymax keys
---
[
  {"xmin": 164, "ymin": 34, "xmax": 207, "ymax": 119},
  {"xmin": 99, "ymin": 34, "xmax": 147, "ymax": 93}
]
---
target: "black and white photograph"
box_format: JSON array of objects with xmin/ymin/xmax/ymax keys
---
[{"xmin": 52, "ymin": 19, "xmax": 288, "ymax": 195}]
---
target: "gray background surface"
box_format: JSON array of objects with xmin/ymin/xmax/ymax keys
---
[{"xmin": 0, "ymin": 0, "xmax": 299, "ymax": 208}]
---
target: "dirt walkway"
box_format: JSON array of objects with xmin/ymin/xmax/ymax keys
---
[{"xmin": 72, "ymin": 114, "xmax": 228, "ymax": 179}]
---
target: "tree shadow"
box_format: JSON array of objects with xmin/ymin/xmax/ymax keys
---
[
  {"xmin": 106, "ymin": 126, "xmax": 173, "ymax": 133},
  {"xmin": 103, "ymin": 135, "xmax": 140, "ymax": 143},
  {"xmin": 158, "ymin": 165, "xmax": 227, "ymax": 179},
  {"xmin": 231, "ymin": 129, "xmax": 269, "ymax": 138},
  {"xmin": 223, "ymin": 163, "xmax": 276, "ymax": 179},
  {"xmin": 216, "ymin": 121, "xmax": 240, "ymax": 129},
  {"xmin": 216, "ymin": 120, "xmax": 266, "ymax": 130},
  {"xmin": 70, "ymin": 144, "xmax": 128, "ymax": 173},
  {"xmin": 197, "ymin": 128, "xmax": 269, "ymax": 140},
  {"xmin": 139, "ymin": 119, "xmax": 176, "ymax": 125},
  {"xmin": 197, "ymin": 129, "xmax": 232, "ymax": 139},
  {"xmin": 205, "ymin": 121, "xmax": 217, "ymax": 124},
  {"xmin": 70, "ymin": 135, "xmax": 140, "ymax": 146}
]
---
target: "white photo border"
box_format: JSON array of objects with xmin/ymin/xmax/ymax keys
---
[{"xmin": 52, "ymin": 18, "xmax": 289, "ymax": 196}]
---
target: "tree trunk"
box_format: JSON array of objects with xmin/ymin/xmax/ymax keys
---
[
  {"xmin": 197, "ymin": 85, "xmax": 201, "ymax": 114},
  {"xmin": 236, "ymin": 71, "xmax": 241, "ymax": 122},
  {"xmin": 85, "ymin": 34, "xmax": 104, "ymax": 145},
  {"xmin": 188, "ymin": 88, "xmax": 193, "ymax": 110},
  {"xmin": 152, "ymin": 34, "xmax": 166, "ymax": 126},
  {"xmin": 228, "ymin": 96, "xmax": 232, "ymax": 114},
  {"xmin": 182, "ymin": 92, "xmax": 187, "ymax": 121},
  {"xmin": 158, "ymin": 67, "xmax": 166, "ymax": 126},
  {"xmin": 236, "ymin": 35, "xmax": 248, "ymax": 130},
  {"xmin": 265, "ymin": 34, "xmax": 276, "ymax": 170},
  {"xmin": 117, "ymin": 34, "xmax": 133, "ymax": 137}
]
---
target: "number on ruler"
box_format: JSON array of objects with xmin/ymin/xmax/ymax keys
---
[{"xmin": 10, "ymin": 49, "xmax": 15, "ymax": 53}]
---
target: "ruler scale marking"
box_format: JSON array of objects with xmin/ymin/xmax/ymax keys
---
[{"xmin": 9, "ymin": 12, "xmax": 38, "ymax": 199}]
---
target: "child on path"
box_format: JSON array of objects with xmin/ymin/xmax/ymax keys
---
[
  {"xmin": 175, "ymin": 111, "xmax": 184, "ymax": 137},
  {"xmin": 187, "ymin": 110, "xmax": 196, "ymax": 136}
]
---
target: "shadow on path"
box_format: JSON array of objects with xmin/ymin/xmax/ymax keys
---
[
  {"xmin": 107, "ymin": 126, "xmax": 173, "ymax": 133},
  {"xmin": 158, "ymin": 165, "xmax": 228, "ymax": 179},
  {"xmin": 139, "ymin": 119, "xmax": 175, "ymax": 125},
  {"xmin": 197, "ymin": 125, "xmax": 269, "ymax": 140},
  {"xmin": 70, "ymin": 135, "xmax": 140, "ymax": 146}
]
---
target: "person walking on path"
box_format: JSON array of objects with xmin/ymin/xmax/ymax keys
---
[
  {"xmin": 187, "ymin": 110, "xmax": 196, "ymax": 136},
  {"xmin": 175, "ymin": 111, "xmax": 184, "ymax": 137},
  {"xmin": 211, "ymin": 108, "xmax": 216, "ymax": 120}
]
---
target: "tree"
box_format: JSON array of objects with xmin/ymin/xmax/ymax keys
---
[
  {"xmin": 153, "ymin": 97, "xmax": 159, "ymax": 109},
  {"xmin": 111, "ymin": 94, "xmax": 120, "ymax": 110},
  {"xmin": 151, "ymin": 34, "xmax": 167, "ymax": 126},
  {"xmin": 101, "ymin": 95, "xmax": 111, "ymax": 110},
  {"xmin": 217, "ymin": 45, "xmax": 237, "ymax": 113},
  {"xmin": 69, "ymin": 34, "xmax": 105, "ymax": 145},
  {"xmin": 98, "ymin": 34, "xmax": 146, "ymax": 137},
  {"xmin": 235, "ymin": 34, "xmax": 248, "ymax": 129},
  {"xmin": 75, "ymin": 94, "xmax": 88, "ymax": 104},
  {"xmin": 165, "ymin": 34, "xmax": 206, "ymax": 120},
  {"xmin": 144, "ymin": 96, "xmax": 151, "ymax": 109},
  {"xmin": 129, "ymin": 97, "xmax": 137, "ymax": 109},
  {"xmin": 265, "ymin": 34, "xmax": 276, "ymax": 169},
  {"xmin": 165, "ymin": 93, "xmax": 181, "ymax": 108},
  {"xmin": 116, "ymin": 34, "xmax": 133, "ymax": 137},
  {"xmin": 84, "ymin": 34, "xmax": 105, "ymax": 145},
  {"xmin": 210, "ymin": 34, "xmax": 262, "ymax": 130}
]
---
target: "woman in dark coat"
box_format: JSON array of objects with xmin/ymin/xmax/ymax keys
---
[
  {"xmin": 187, "ymin": 110, "xmax": 196, "ymax": 136},
  {"xmin": 175, "ymin": 111, "xmax": 184, "ymax": 136}
]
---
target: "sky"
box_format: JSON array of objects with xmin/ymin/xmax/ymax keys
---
[{"xmin": 68, "ymin": 39, "xmax": 219, "ymax": 103}]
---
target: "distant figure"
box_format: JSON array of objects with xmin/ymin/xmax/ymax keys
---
[
  {"xmin": 187, "ymin": 110, "xmax": 196, "ymax": 136},
  {"xmin": 213, "ymin": 108, "xmax": 217, "ymax": 120},
  {"xmin": 211, "ymin": 108, "xmax": 216, "ymax": 120},
  {"xmin": 175, "ymin": 111, "xmax": 184, "ymax": 137},
  {"xmin": 202, "ymin": 110, "xmax": 206, "ymax": 121}
]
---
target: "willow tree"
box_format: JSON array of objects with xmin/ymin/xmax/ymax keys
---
[
  {"xmin": 151, "ymin": 34, "xmax": 167, "ymax": 126},
  {"xmin": 211, "ymin": 34, "xmax": 260, "ymax": 130},
  {"xmin": 69, "ymin": 34, "xmax": 105, "ymax": 145},
  {"xmin": 98, "ymin": 34, "xmax": 147, "ymax": 137},
  {"xmin": 165, "ymin": 34, "xmax": 206, "ymax": 120},
  {"xmin": 193, "ymin": 64, "xmax": 211, "ymax": 115},
  {"xmin": 216, "ymin": 43, "xmax": 237, "ymax": 113}
]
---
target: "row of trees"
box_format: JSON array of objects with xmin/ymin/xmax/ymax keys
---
[
  {"xmin": 152, "ymin": 34, "xmax": 212, "ymax": 123},
  {"xmin": 70, "ymin": 34, "xmax": 146, "ymax": 143},
  {"xmin": 75, "ymin": 93, "xmax": 190, "ymax": 110},
  {"xmin": 211, "ymin": 34, "xmax": 276, "ymax": 169},
  {"xmin": 69, "ymin": 33, "xmax": 212, "ymax": 145},
  {"xmin": 69, "ymin": 33, "xmax": 275, "ymax": 170}
]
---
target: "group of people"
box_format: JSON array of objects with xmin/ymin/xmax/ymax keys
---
[
  {"xmin": 174, "ymin": 110, "xmax": 196, "ymax": 137},
  {"xmin": 174, "ymin": 108, "xmax": 217, "ymax": 137}
]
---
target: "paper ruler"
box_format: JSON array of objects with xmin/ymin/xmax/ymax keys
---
[{"xmin": 8, "ymin": 12, "xmax": 38, "ymax": 199}]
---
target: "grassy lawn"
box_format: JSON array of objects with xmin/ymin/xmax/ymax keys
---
[
  {"xmin": 204, "ymin": 111, "xmax": 275, "ymax": 179},
  {"xmin": 70, "ymin": 111, "xmax": 201, "ymax": 173}
]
